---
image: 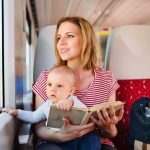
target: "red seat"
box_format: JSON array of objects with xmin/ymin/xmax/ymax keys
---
[{"xmin": 112, "ymin": 79, "xmax": 150, "ymax": 150}]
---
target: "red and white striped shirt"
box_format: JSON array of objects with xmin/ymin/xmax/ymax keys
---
[{"xmin": 33, "ymin": 67, "xmax": 119, "ymax": 147}]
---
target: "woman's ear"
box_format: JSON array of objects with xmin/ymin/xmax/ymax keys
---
[{"xmin": 70, "ymin": 86, "xmax": 76, "ymax": 95}]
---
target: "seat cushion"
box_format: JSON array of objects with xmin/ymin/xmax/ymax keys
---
[{"xmin": 112, "ymin": 79, "xmax": 150, "ymax": 150}]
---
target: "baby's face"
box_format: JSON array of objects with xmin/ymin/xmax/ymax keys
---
[{"xmin": 46, "ymin": 72, "xmax": 74, "ymax": 102}]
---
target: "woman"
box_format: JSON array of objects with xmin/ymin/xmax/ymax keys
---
[{"xmin": 33, "ymin": 16, "xmax": 124, "ymax": 150}]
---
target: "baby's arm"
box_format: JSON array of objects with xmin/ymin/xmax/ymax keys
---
[
  {"xmin": 2, "ymin": 108, "xmax": 18, "ymax": 116},
  {"xmin": 2, "ymin": 107, "xmax": 43, "ymax": 123},
  {"xmin": 17, "ymin": 109, "xmax": 46, "ymax": 123},
  {"xmin": 2, "ymin": 101, "xmax": 48, "ymax": 123}
]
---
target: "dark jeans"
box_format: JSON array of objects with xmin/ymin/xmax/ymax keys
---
[
  {"xmin": 36, "ymin": 143, "xmax": 117, "ymax": 150},
  {"xmin": 101, "ymin": 144, "xmax": 117, "ymax": 150},
  {"xmin": 36, "ymin": 130, "xmax": 101, "ymax": 150}
]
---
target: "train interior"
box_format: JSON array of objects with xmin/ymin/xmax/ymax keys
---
[{"xmin": 0, "ymin": 0, "xmax": 150, "ymax": 150}]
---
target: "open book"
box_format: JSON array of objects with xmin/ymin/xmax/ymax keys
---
[{"xmin": 47, "ymin": 101, "xmax": 124, "ymax": 128}]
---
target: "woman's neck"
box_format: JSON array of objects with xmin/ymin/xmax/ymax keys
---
[
  {"xmin": 67, "ymin": 59, "xmax": 82, "ymax": 70},
  {"xmin": 67, "ymin": 60, "xmax": 93, "ymax": 78},
  {"xmin": 67, "ymin": 61, "xmax": 85, "ymax": 76},
  {"xmin": 67, "ymin": 61, "xmax": 94, "ymax": 91}
]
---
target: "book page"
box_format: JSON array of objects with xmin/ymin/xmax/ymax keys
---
[
  {"xmin": 47, "ymin": 105, "xmax": 88, "ymax": 128},
  {"xmin": 90, "ymin": 101, "xmax": 124, "ymax": 118}
]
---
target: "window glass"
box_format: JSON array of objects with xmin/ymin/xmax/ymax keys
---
[
  {"xmin": 0, "ymin": 0, "xmax": 3, "ymax": 107},
  {"xmin": 25, "ymin": 10, "xmax": 32, "ymax": 93},
  {"xmin": 26, "ymin": 39, "xmax": 32, "ymax": 92}
]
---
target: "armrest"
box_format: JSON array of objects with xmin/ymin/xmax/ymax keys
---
[{"xmin": 18, "ymin": 122, "xmax": 34, "ymax": 150}]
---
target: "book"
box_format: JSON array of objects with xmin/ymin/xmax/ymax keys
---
[{"xmin": 47, "ymin": 101, "xmax": 124, "ymax": 128}]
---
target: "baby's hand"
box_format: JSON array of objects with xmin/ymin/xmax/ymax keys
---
[
  {"xmin": 56, "ymin": 98, "xmax": 73, "ymax": 111},
  {"xmin": 2, "ymin": 108, "xmax": 18, "ymax": 116}
]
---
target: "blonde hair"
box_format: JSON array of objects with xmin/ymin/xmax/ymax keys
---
[
  {"xmin": 55, "ymin": 16, "xmax": 102, "ymax": 70},
  {"xmin": 49, "ymin": 65, "xmax": 76, "ymax": 85}
]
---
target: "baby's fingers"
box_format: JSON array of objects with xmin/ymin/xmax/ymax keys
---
[
  {"xmin": 2, "ymin": 108, "xmax": 9, "ymax": 113},
  {"xmin": 57, "ymin": 101, "xmax": 71, "ymax": 111}
]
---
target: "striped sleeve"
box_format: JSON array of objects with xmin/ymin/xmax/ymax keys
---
[
  {"xmin": 32, "ymin": 69, "xmax": 49, "ymax": 101},
  {"xmin": 108, "ymin": 72, "xmax": 120, "ymax": 97}
]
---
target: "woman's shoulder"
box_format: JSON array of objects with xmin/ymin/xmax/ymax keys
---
[
  {"xmin": 41, "ymin": 68, "xmax": 51, "ymax": 74},
  {"xmin": 35, "ymin": 68, "xmax": 51, "ymax": 82},
  {"xmin": 94, "ymin": 68, "xmax": 117, "ymax": 86},
  {"xmin": 39, "ymin": 68, "xmax": 51, "ymax": 77},
  {"xmin": 94, "ymin": 67, "xmax": 113, "ymax": 76}
]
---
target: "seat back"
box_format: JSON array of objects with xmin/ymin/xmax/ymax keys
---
[
  {"xmin": 105, "ymin": 25, "xmax": 150, "ymax": 79},
  {"xmin": 30, "ymin": 25, "xmax": 57, "ymax": 148},
  {"xmin": 33, "ymin": 25, "xmax": 56, "ymax": 83},
  {"xmin": 104, "ymin": 25, "xmax": 150, "ymax": 150}
]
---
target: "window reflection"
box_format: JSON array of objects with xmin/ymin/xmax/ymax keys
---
[
  {"xmin": 15, "ymin": 57, "xmax": 26, "ymax": 98},
  {"xmin": 0, "ymin": 0, "xmax": 3, "ymax": 107},
  {"xmin": 15, "ymin": 9, "xmax": 33, "ymax": 109}
]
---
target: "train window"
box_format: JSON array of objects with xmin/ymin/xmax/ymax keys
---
[
  {"xmin": 26, "ymin": 39, "xmax": 32, "ymax": 92},
  {"xmin": 0, "ymin": 0, "xmax": 3, "ymax": 107},
  {"xmin": 25, "ymin": 10, "xmax": 32, "ymax": 93}
]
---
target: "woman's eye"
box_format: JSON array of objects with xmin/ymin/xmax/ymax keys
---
[
  {"xmin": 57, "ymin": 36, "xmax": 61, "ymax": 41},
  {"xmin": 67, "ymin": 34, "xmax": 74, "ymax": 38}
]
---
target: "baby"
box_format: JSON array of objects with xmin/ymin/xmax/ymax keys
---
[
  {"xmin": 2, "ymin": 65, "xmax": 101, "ymax": 150},
  {"xmin": 2, "ymin": 65, "xmax": 86, "ymax": 125}
]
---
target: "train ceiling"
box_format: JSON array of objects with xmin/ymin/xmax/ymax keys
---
[{"xmin": 29, "ymin": 0, "xmax": 150, "ymax": 31}]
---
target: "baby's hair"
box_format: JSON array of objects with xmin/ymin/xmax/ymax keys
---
[{"xmin": 49, "ymin": 65, "xmax": 76, "ymax": 85}]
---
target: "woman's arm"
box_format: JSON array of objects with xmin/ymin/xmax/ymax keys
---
[
  {"xmin": 36, "ymin": 118, "xmax": 95, "ymax": 142},
  {"xmin": 35, "ymin": 94, "xmax": 95, "ymax": 142},
  {"xmin": 90, "ymin": 93, "xmax": 124, "ymax": 138}
]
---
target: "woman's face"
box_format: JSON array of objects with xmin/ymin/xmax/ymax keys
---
[{"xmin": 56, "ymin": 21, "xmax": 83, "ymax": 62}]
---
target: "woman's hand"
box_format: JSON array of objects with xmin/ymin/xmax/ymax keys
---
[
  {"xmin": 36, "ymin": 117, "xmax": 95, "ymax": 143},
  {"xmin": 58, "ymin": 118, "xmax": 95, "ymax": 141},
  {"xmin": 90, "ymin": 105, "xmax": 124, "ymax": 137}
]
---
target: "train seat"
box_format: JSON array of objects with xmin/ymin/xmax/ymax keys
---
[
  {"xmin": 105, "ymin": 25, "xmax": 150, "ymax": 150},
  {"xmin": 33, "ymin": 25, "xmax": 56, "ymax": 82},
  {"xmin": 27, "ymin": 25, "xmax": 57, "ymax": 149}
]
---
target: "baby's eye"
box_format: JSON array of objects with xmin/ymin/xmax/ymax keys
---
[
  {"xmin": 47, "ymin": 83, "xmax": 52, "ymax": 86},
  {"xmin": 57, "ymin": 84, "xmax": 63, "ymax": 88}
]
